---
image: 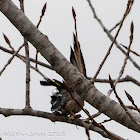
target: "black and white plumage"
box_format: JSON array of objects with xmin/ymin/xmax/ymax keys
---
[
  {"xmin": 40, "ymin": 79, "xmax": 84, "ymax": 115},
  {"xmin": 40, "ymin": 33, "xmax": 86, "ymax": 115}
]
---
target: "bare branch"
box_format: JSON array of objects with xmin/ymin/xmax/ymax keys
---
[
  {"xmin": 24, "ymin": 40, "xmax": 31, "ymax": 108},
  {"xmin": 0, "ymin": 45, "xmax": 53, "ymax": 70},
  {"xmin": 114, "ymin": 22, "xmax": 134, "ymax": 85},
  {"xmin": 36, "ymin": 2, "xmax": 47, "ymax": 28},
  {"xmin": 86, "ymin": 0, "xmax": 140, "ymax": 71},
  {"xmin": 18, "ymin": 52, "xmax": 50, "ymax": 80},
  {"xmin": 127, "ymin": 106, "xmax": 140, "ymax": 111},
  {"xmin": 3, "ymin": 33, "xmax": 14, "ymax": 50},
  {"xmin": 0, "ymin": 107, "xmax": 125, "ymax": 140},
  {"xmin": 109, "ymin": 75, "xmax": 140, "ymax": 127},
  {"xmin": 120, "ymin": 44, "xmax": 140, "ymax": 57},
  {"xmin": 108, "ymin": 22, "xmax": 134, "ymax": 96},
  {"xmin": 94, "ymin": 75, "xmax": 140, "ymax": 87},
  {"xmin": 0, "ymin": 44, "xmax": 24, "ymax": 76},
  {"xmin": 110, "ymin": 0, "xmax": 135, "ymax": 32},
  {"xmin": 109, "ymin": 20, "xmax": 121, "ymax": 32},
  {"xmin": 125, "ymin": 91, "xmax": 140, "ymax": 114},
  {"xmin": 36, "ymin": 2, "xmax": 47, "ymax": 69},
  {"xmin": 85, "ymin": 128, "xmax": 91, "ymax": 140},
  {"xmin": 92, "ymin": 0, "xmax": 134, "ymax": 82},
  {"xmin": 0, "ymin": 45, "xmax": 53, "ymax": 84},
  {"xmin": 99, "ymin": 119, "xmax": 112, "ymax": 125},
  {"xmin": 19, "ymin": 0, "xmax": 31, "ymax": 108},
  {"xmin": 85, "ymin": 111, "xmax": 102, "ymax": 122}
]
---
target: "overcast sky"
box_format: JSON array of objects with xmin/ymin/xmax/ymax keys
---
[{"xmin": 0, "ymin": 0, "xmax": 140, "ymax": 140}]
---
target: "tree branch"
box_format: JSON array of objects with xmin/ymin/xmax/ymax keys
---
[
  {"xmin": 0, "ymin": 44, "xmax": 24, "ymax": 76},
  {"xmin": 19, "ymin": 0, "xmax": 31, "ymax": 108},
  {"xmin": 108, "ymin": 22, "xmax": 134, "ymax": 96},
  {"xmin": 92, "ymin": 0, "xmax": 134, "ymax": 82},
  {"xmin": 109, "ymin": 75, "xmax": 140, "ymax": 127},
  {"xmin": 86, "ymin": 0, "xmax": 140, "ymax": 71},
  {"xmin": 0, "ymin": 45, "xmax": 53, "ymax": 70},
  {"xmin": 0, "ymin": 0, "xmax": 140, "ymax": 133},
  {"xmin": 0, "ymin": 107, "xmax": 125, "ymax": 140},
  {"xmin": 95, "ymin": 75, "xmax": 140, "ymax": 86}
]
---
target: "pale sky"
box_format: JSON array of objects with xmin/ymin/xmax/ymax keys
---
[{"xmin": 0, "ymin": 0, "xmax": 140, "ymax": 139}]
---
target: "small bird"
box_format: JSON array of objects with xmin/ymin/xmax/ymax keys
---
[
  {"xmin": 40, "ymin": 79, "xmax": 84, "ymax": 115},
  {"xmin": 40, "ymin": 33, "xmax": 86, "ymax": 116}
]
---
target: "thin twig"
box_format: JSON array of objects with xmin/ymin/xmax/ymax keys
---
[
  {"xmin": 99, "ymin": 119, "xmax": 112, "ymax": 125},
  {"xmin": 36, "ymin": 2, "xmax": 47, "ymax": 28},
  {"xmin": 16, "ymin": 51, "xmax": 49, "ymax": 80},
  {"xmin": 85, "ymin": 128, "xmax": 91, "ymax": 140},
  {"xmin": 109, "ymin": 75, "xmax": 140, "ymax": 127},
  {"xmin": 125, "ymin": 91, "xmax": 140, "ymax": 114},
  {"xmin": 0, "ymin": 44, "xmax": 24, "ymax": 76},
  {"xmin": 120, "ymin": 44, "xmax": 140, "ymax": 57},
  {"xmin": 94, "ymin": 75, "xmax": 140, "ymax": 87},
  {"xmin": 24, "ymin": 40, "xmax": 31, "ymax": 108},
  {"xmin": 0, "ymin": 44, "xmax": 52, "ymax": 83},
  {"xmin": 0, "ymin": 33, "xmax": 24, "ymax": 76},
  {"xmin": 92, "ymin": 0, "xmax": 134, "ymax": 82},
  {"xmin": 126, "ymin": 106, "xmax": 140, "ymax": 111},
  {"xmin": 7, "ymin": 45, "xmax": 50, "ymax": 80},
  {"xmin": 108, "ymin": 22, "xmax": 134, "ymax": 96},
  {"xmin": 109, "ymin": 20, "xmax": 121, "ymax": 32},
  {"xmin": 0, "ymin": 45, "xmax": 53, "ymax": 70},
  {"xmin": 115, "ymin": 22, "xmax": 134, "ymax": 86},
  {"xmin": 19, "ymin": 0, "xmax": 31, "ymax": 108},
  {"xmin": 3, "ymin": 33, "xmax": 14, "ymax": 51},
  {"xmin": 85, "ymin": 111, "xmax": 101, "ymax": 121},
  {"xmin": 35, "ymin": 2, "xmax": 47, "ymax": 69},
  {"xmin": 86, "ymin": 0, "xmax": 140, "ymax": 72}
]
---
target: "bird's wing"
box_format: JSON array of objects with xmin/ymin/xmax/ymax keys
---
[{"xmin": 51, "ymin": 93, "xmax": 63, "ymax": 111}]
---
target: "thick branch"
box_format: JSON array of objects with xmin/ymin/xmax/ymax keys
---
[
  {"xmin": 0, "ymin": 107, "xmax": 125, "ymax": 140},
  {"xmin": 0, "ymin": 0, "xmax": 140, "ymax": 133}
]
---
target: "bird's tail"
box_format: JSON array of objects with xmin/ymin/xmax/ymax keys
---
[{"xmin": 70, "ymin": 33, "xmax": 87, "ymax": 77}]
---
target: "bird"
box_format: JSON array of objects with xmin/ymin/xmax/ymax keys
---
[{"xmin": 40, "ymin": 33, "xmax": 86, "ymax": 116}]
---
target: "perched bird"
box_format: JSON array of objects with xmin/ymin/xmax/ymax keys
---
[
  {"xmin": 40, "ymin": 79, "xmax": 84, "ymax": 115},
  {"xmin": 40, "ymin": 33, "xmax": 86, "ymax": 116}
]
